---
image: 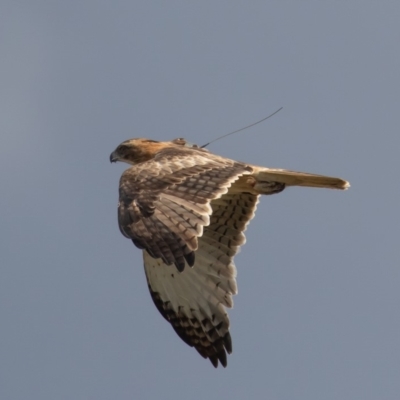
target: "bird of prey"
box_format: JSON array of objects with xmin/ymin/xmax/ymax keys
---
[{"xmin": 110, "ymin": 137, "xmax": 349, "ymax": 368}]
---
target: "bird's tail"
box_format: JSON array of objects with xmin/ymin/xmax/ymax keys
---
[{"xmin": 252, "ymin": 167, "xmax": 350, "ymax": 191}]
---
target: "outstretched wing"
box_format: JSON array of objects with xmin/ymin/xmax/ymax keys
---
[
  {"xmin": 118, "ymin": 146, "xmax": 252, "ymax": 271},
  {"xmin": 144, "ymin": 191, "xmax": 259, "ymax": 367}
]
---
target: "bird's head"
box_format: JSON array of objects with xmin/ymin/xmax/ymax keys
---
[
  {"xmin": 110, "ymin": 137, "xmax": 203, "ymax": 165},
  {"xmin": 109, "ymin": 138, "xmax": 168, "ymax": 165}
]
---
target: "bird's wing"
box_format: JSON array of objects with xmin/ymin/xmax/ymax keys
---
[
  {"xmin": 144, "ymin": 191, "xmax": 259, "ymax": 367},
  {"xmin": 118, "ymin": 146, "xmax": 252, "ymax": 272}
]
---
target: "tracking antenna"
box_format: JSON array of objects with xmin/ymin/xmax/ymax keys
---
[{"xmin": 200, "ymin": 107, "xmax": 283, "ymax": 149}]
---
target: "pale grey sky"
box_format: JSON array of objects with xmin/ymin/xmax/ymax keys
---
[{"xmin": 1, "ymin": 2, "xmax": 399, "ymax": 399}]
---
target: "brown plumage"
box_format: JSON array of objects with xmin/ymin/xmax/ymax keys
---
[{"xmin": 110, "ymin": 137, "xmax": 349, "ymax": 367}]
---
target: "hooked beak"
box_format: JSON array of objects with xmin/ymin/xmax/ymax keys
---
[{"xmin": 109, "ymin": 151, "xmax": 119, "ymax": 163}]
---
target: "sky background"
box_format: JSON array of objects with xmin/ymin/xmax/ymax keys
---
[{"xmin": 1, "ymin": 2, "xmax": 399, "ymax": 399}]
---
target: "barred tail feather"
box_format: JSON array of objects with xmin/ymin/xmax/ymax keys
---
[{"xmin": 254, "ymin": 167, "xmax": 350, "ymax": 190}]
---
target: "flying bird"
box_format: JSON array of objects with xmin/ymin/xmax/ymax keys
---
[{"xmin": 110, "ymin": 137, "xmax": 349, "ymax": 368}]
